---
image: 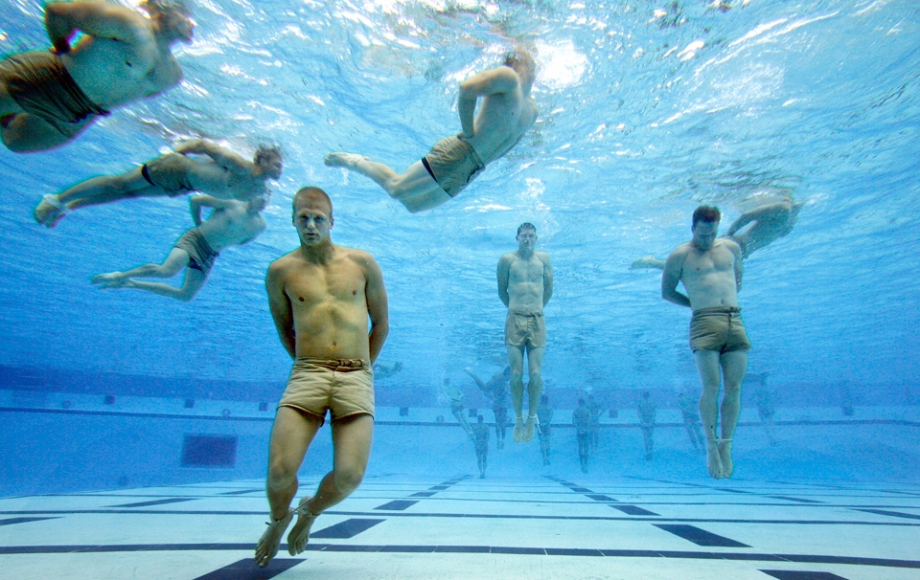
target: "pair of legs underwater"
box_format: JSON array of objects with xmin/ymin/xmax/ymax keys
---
[
  {"xmin": 694, "ymin": 349, "xmax": 747, "ymax": 479},
  {"xmin": 507, "ymin": 343, "xmax": 544, "ymax": 443},
  {"xmin": 254, "ymin": 408, "xmax": 372, "ymax": 567}
]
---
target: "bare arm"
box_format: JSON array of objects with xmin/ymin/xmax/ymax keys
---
[
  {"xmin": 457, "ymin": 67, "xmax": 521, "ymax": 137},
  {"xmin": 174, "ymin": 140, "xmax": 252, "ymax": 175},
  {"xmin": 45, "ymin": 2, "xmax": 147, "ymax": 55},
  {"xmin": 726, "ymin": 202, "xmax": 790, "ymax": 236},
  {"xmin": 496, "ymin": 255, "xmax": 511, "ymax": 307},
  {"xmin": 661, "ymin": 250, "xmax": 691, "ymax": 308},
  {"xmin": 363, "ymin": 254, "xmax": 389, "ymax": 365},
  {"xmin": 542, "ymin": 254, "xmax": 554, "ymax": 306},
  {"xmin": 188, "ymin": 195, "xmax": 235, "ymax": 226},
  {"xmin": 732, "ymin": 243, "xmax": 744, "ymax": 292},
  {"xmin": 464, "ymin": 369, "xmax": 489, "ymax": 395},
  {"xmin": 266, "ymin": 261, "xmax": 296, "ymax": 359}
]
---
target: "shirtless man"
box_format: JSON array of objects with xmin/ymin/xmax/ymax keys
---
[
  {"xmin": 0, "ymin": 0, "xmax": 194, "ymax": 153},
  {"xmin": 254, "ymin": 187, "xmax": 388, "ymax": 568},
  {"xmin": 324, "ymin": 49, "xmax": 538, "ymax": 213},
  {"xmin": 497, "ymin": 222, "xmax": 553, "ymax": 444},
  {"xmin": 91, "ymin": 195, "xmax": 268, "ymax": 301},
  {"xmin": 465, "ymin": 366, "xmax": 512, "ymax": 448},
  {"xmin": 631, "ymin": 197, "xmax": 802, "ymax": 270},
  {"xmin": 34, "ymin": 141, "xmax": 283, "ymax": 228},
  {"xmin": 662, "ymin": 206, "xmax": 750, "ymax": 479}
]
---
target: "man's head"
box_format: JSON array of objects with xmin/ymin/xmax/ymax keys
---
[
  {"xmin": 145, "ymin": 0, "xmax": 195, "ymax": 44},
  {"xmin": 477, "ymin": 415, "xmax": 484, "ymax": 423},
  {"xmin": 254, "ymin": 145, "xmax": 283, "ymax": 180},
  {"xmin": 691, "ymin": 205, "xmax": 720, "ymax": 251},
  {"xmin": 578, "ymin": 398, "xmax": 586, "ymax": 406},
  {"xmin": 504, "ymin": 48, "xmax": 536, "ymax": 91},
  {"xmin": 292, "ymin": 186, "xmax": 334, "ymax": 247},
  {"xmin": 516, "ymin": 222, "xmax": 537, "ymax": 251}
]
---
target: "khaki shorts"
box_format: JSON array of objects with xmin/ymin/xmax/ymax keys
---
[
  {"xmin": 422, "ymin": 136, "xmax": 485, "ymax": 198},
  {"xmin": 278, "ymin": 358, "xmax": 374, "ymax": 426},
  {"xmin": 505, "ymin": 311, "xmax": 546, "ymax": 349},
  {"xmin": 141, "ymin": 153, "xmax": 194, "ymax": 197},
  {"xmin": 689, "ymin": 307, "xmax": 751, "ymax": 353}
]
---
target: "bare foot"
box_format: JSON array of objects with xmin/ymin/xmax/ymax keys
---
[
  {"xmin": 512, "ymin": 417, "xmax": 525, "ymax": 443},
  {"xmin": 91, "ymin": 272, "xmax": 124, "ymax": 285},
  {"xmin": 706, "ymin": 439, "xmax": 724, "ymax": 479},
  {"xmin": 521, "ymin": 414, "xmax": 537, "ymax": 443},
  {"xmin": 324, "ymin": 152, "xmax": 367, "ymax": 168},
  {"xmin": 287, "ymin": 497, "xmax": 319, "ymax": 556},
  {"xmin": 34, "ymin": 194, "xmax": 68, "ymax": 228},
  {"xmin": 719, "ymin": 439, "xmax": 733, "ymax": 478},
  {"xmin": 254, "ymin": 510, "xmax": 293, "ymax": 568}
]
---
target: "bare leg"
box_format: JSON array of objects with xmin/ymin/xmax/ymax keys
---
[
  {"xmin": 694, "ymin": 349, "xmax": 725, "ymax": 479},
  {"xmin": 93, "ymin": 249, "xmax": 208, "ymax": 302},
  {"xmin": 506, "ymin": 345, "xmax": 525, "ymax": 443},
  {"xmin": 36, "ymin": 168, "xmax": 160, "ymax": 227},
  {"xmin": 522, "ymin": 346, "xmax": 544, "ymax": 442},
  {"xmin": 288, "ymin": 414, "xmax": 374, "ymax": 555},
  {"xmin": 255, "ymin": 407, "xmax": 322, "ymax": 567},
  {"xmin": 324, "ymin": 154, "xmax": 450, "ymax": 213},
  {"xmin": 718, "ymin": 350, "xmax": 748, "ymax": 478}
]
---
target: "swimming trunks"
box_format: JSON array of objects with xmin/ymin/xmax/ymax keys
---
[
  {"xmin": 504, "ymin": 310, "xmax": 546, "ymax": 349},
  {"xmin": 422, "ymin": 136, "xmax": 485, "ymax": 198},
  {"xmin": 141, "ymin": 153, "xmax": 194, "ymax": 197},
  {"xmin": 688, "ymin": 306, "xmax": 751, "ymax": 353},
  {"xmin": 174, "ymin": 228, "xmax": 220, "ymax": 275},
  {"xmin": 0, "ymin": 52, "xmax": 109, "ymax": 137},
  {"xmin": 278, "ymin": 358, "xmax": 374, "ymax": 426}
]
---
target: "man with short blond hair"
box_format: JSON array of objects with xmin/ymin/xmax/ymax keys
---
[{"xmin": 255, "ymin": 186, "xmax": 389, "ymax": 567}]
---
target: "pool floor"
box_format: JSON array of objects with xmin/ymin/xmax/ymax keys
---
[{"xmin": 1, "ymin": 474, "xmax": 918, "ymax": 579}]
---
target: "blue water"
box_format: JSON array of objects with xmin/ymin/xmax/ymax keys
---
[{"xmin": 1, "ymin": 0, "xmax": 919, "ymax": 494}]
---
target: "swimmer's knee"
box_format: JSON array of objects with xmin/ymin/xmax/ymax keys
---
[
  {"xmin": 267, "ymin": 461, "xmax": 297, "ymax": 490},
  {"xmin": 334, "ymin": 467, "xmax": 365, "ymax": 492}
]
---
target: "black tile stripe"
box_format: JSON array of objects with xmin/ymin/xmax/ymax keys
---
[
  {"xmin": 855, "ymin": 509, "xmax": 920, "ymax": 520},
  {"xmin": 769, "ymin": 496, "xmax": 824, "ymax": 504},
  {"xmin": 374, "ymin": 500, "xmax": 418, "ymax": 511},
  {"xmin": 760, "ymin": 571, "xmax": 850, "ymax": 580},
  {"xmin": 612, "ymin": 505, "xmax": 660, "ymax": 516},
  {"xmin": 106, "ymin": 498, "xmax": 196, "ymax": 508},
  {"xmin": 372, "ymin": 476, "xmax": 467, "ymax": 510},
  {"xmin": 193, "ymin": 558, "xmax": 303, "ymax": 580},
  {"xmin": 219, "ymin": 489, "xmax": 263, "ymax": 496},
  {"xmin": 310, "ymin": 518, "xmax": 384, "ymax": 539},
  {"xmin": 0, "ymin": 517, "xmax": 60, "ymax": 526},
  {"xmin": 654, "ymin": 524, "xmax": 750, "ymax": 547},
  {"xmin": 586, "ymin": 494, "xmax": 618, "ymax": 502},
  {"xmin": 1, "ymin": 543, "xmax": 918, "ymax": 569}
]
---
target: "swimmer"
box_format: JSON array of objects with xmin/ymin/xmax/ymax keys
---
[
  {"xmin": 325, "ymin": 49, "xmax": 538, "ymax": 213},
  {"xmin": 1, "ymin": 0, "xmax": 193, "ymax": 153},
  {"xmin": 572, "ymin": 398, "xmax": 592, "ymax": 473},
  {"xmin": 465, "ymin": 366, "xmax": 512, "ymax": 449},
  {"xmin": 255, "ymin": 187, "xmax": 389, "ymax": 567},
  {"xmin": 372, "ymin": 361, "xmax": 403, "ymax": 379},
  {"xmin": 34, "ymin": 142, "xmax": 283, "ymax": 228},
  {"xmin": 677, "ymin": 387, "xmax": 705, "ymax": 453},
  {"xmin": 662, "ymin": 206, "xmax": 750, "ymax": 479},
  {"xmin": 586, "ymin": 394, "xmax": 601, "ymax": 452},
  {"xmin": 444, "ymin": 379, "xmax": 474, "ymax": 439},
  {"xmin": 497, "ymin": 223, "xmax": 553, "ymax": 444},
  {"xmin": 637, "ymin": 391, "xmax": 657, "ymax": 461},
  {"xmin": 630, "ymin": 197, "xmax": 802, "ymax": 270},
  {"xmin": 536, "ymin": 394, "xmax": 554, "ymax": 466},
  {"xmin": 471, "ymin": 415, "xmax": 490, "ymax": 478},
  {"xmin": 91, "ymin": 195, "xmax": 268, "ymax": 302}
]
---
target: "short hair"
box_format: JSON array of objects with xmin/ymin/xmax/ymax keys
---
[
  {"xmin": 293, "ymin": 186, "xmax": 333, "ymax": 216},
  {"xmin": 517, "ymin": 222, "xmax": 536, "ymax": 236},
  {"xmin": 254, "ymin": 145, "xmax": 282, "ymax": 166},
  {"xmin": 504, "ymin": 49, "xmax": 536, "ymax": 74},
  {"xmin": 578, "ymin": 398, "xmax": 586, "ymax": 405},
  {"xmin": 692, "ymin": 205, "xmax": 721, "ymax": 228},
  {"xmin": 144, "ymin": 0, "xmax": 191, "ymax": 17}
]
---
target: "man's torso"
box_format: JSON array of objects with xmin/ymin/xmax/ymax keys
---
[
  {"xmin": 188, "ymin": 159, "xmax": 265, "ymax": 200},
  {"xmin": 275, "ymin": 247, "xmax": 372, "ymax": 360},
  {"xmin": 467, "ymin": 77, "xmax": 537, "ymax": 164},
  {"xmin": 199, "ymin": 204, "xmax": 265, "ymax": 251},
  {"xmin": 676, "ymin": 239, "xmax": 740, "ymax": 310},
  {"xmin": 504, "ymin": 251, "xmax": 548, "ymax": 312}
]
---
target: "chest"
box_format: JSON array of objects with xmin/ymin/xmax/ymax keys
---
[
  {"xmin": 286, "ymin": 262, "xmax": 365, "ymax": 306},
  {"xmin": 684, "ymin": 247, "xmax": 734, "ymax": 275},
  {"xmin": 508, "ymin": 257, "xmax": 544, "ymax": 283}
]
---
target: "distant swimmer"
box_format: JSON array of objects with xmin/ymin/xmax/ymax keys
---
[
  {"xmin": 536, "ymin": 394, "xmax": 554, "ymax": 466},
  {"xmin": 34, "ymin": 142, "xmax": 283, "ymax": 228},
  {"xmin": 497, "ymin": 223, "xmax": 553, "ymax": 444},
  {"xmin": 630, "ymin": 197, "xmax": 802, "ymax": 270},
  {"xmin": 324, "ymin": 49, "xmax": 538, "ymax": 213},
  {"xmin": 637, "ymin": 391, "xmax": 657, "ymax": 461},
  {"xmin": 0, "ymin": 0, "xmax": 194, "ymax": 153},
  {"xmin": 444, "ymin": 379, "xmax": 474, "ymax": 439},
  {"xmin": 465, "ymin": 366, "xmax": 512, "ymax": 449},
  {"xmin": 254, "ymin": 187, "xmax": 389, "ymax": 567},
  {"xmin": 91, "ymin": 195, "xmax": 268, "ymax": 301},
  {"xmin": 662, "ymin": 206, "xmax": 750, "ymax": 479},
  {"xmin": 471, "ymin": 415, "xmax": 490, "ymax": 478},
  {"xmin": 372, "ymin": 361, "xmax": 403, "ymax": 379},
  {"xmin": 572, "ymin": 398, "xmax": 591, "ymax": 474}
]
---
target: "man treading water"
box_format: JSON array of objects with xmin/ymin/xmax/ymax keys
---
[
  {"xmin": 324, "ymin": 49, "xmax": 537, "ymax": 213},
  {"xmin": 661, "ymin": 205, "xmax": 750, "ymax": 479},
  {"xmin": 255, "ymin": 187, "xmax": 389, "ymax": 567},
  {"xmin": 497, "ymin": 222, "xmax": 553, "ymax": 444}
]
